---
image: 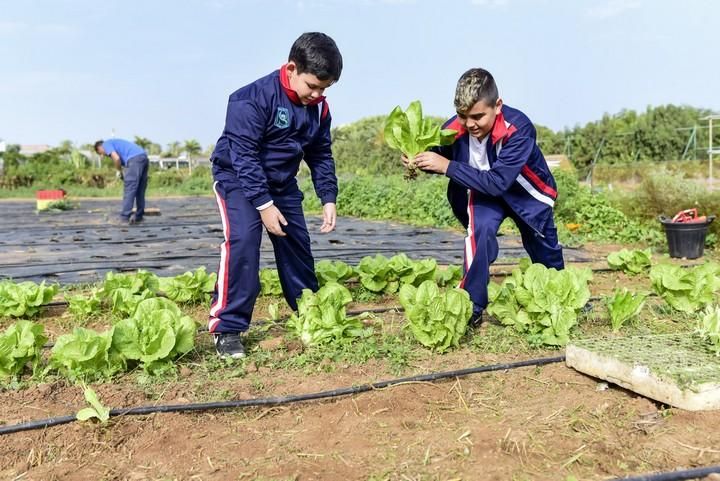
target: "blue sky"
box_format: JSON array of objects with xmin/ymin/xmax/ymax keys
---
[{"xmin": 0, "ymin": 0, "xmax": 717, "ymax": 149}]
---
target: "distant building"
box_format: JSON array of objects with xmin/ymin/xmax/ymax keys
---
[{"xmin": 19, "ymin": 144, "xmax": 51, "ymax": 156}]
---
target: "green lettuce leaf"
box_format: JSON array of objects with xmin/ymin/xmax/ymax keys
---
[
  {"xmin": 487, "ymin": 263, "xmax": 593, "ymax": 346},
  {"xmin": 287, "ymin": 284, "xmax": 369, "ymax": 346},
  {"xmin": 605, "ymin": 288, "xmax": 647, "ymax": 331},
  {"xmin": 607, "ymin": 248, "xmax": 652, "ymax": 275},
  {"xmin": 158, "ymin": 267, "xmax": 217, "ymax": 304},
  {"xmin": 650, "ymin": 263, "xmax": 720, "ymax": 313},
  {"xmin": 399, "ymin": 280, "xmax": 472, "ymax": 352},
  {"xmin": 383, "ymin": 101, "xmax": 457, "ymax": 178},
  {"xmin": 50, "ymin": 327, "xmax": 124, "ymax": 382},
  {"xmin": 0, "ymin": 280, "xmax": 58, "ymax": 318},
  {"xmin": 0, "ymin": 320, "xmax": 47, "ymax": 380},
  {"xmin": 112, "ymin": 297, "xmax": 196, "ymax": 374},
  {"xmin": 315, "ymin": 260, "xmax": 355, "ymax": 286},
  {"xmin": 259, "ymin": 269, "xmax": 283, "ymax": 297}
]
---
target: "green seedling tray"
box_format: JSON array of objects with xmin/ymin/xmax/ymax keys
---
[{"xmin": 566, "ymin": 333, "xmax": 720, "ymax": 411}]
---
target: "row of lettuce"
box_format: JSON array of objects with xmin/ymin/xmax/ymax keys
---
[{"xmin": 2, "ymin": 251, "xmax": 720, "ymax": 384}]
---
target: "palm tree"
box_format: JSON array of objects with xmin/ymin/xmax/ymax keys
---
[
  {"xmin": 165, "ymin": 141, "xmax": 181, "ymax": 158},
  {"xmin": 58, "ymin": 139, "xmax": 74, "ymax": 155},
  {"xmin": 184, "ymin": 139, "xmax": 202, "ymax": 163},
  {"xmin": 133, "ymin": 136, "xmax": 153, "ymax": 152},
  {"xmin": 184, "ymin": 139, "xmax": 202, "ymax": 156}
]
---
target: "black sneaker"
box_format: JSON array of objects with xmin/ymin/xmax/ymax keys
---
[
  {"xmin": 213, "ymin": 332, "xmax": 246, "ymax": 359},
  {"xmin": 469, "ymin": 311, "xmax": 484, "ymax": 328}
]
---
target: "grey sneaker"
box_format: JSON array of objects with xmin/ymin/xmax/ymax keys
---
[{"xmin": 213, "ymin": 332, "xmax": 246, "ymax": 359}]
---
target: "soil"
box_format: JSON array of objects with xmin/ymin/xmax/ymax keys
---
[
  {"xmin": 3, "ymin": 202, "xmax": 720, "ymax": 480},
  {"xmin": 2, "ymin": 352, "xmax": 720, "ymax": 481},
  {"xmin": 3, "ymin": 284, "xmax": 720, "ymax": 481}
]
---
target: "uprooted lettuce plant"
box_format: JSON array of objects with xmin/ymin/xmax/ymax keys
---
[
  {"xmin": 356, "ymin": 254, "xmax": 437, "ymax": 294},
  {"xmin": 0, "ymin": 320, "xmax": 47, "ymax": 380},
  {"xmin": 650, "ymin": 262, "xmax": 720, "ymax": 313},
  {"xmin": 383, "ymin": 100, "xmax": 457, "ymax": 179},
  {"xmin": 487, "ymin": 261, "xmax": 593, "ymax": 347},
  {"xmin": 315, "ymin": 260, "xmax": 355, "ymax": 287},
  {"xmin": 0, "ymin": 280, "xmax": 58, "ymax": 318},
  {"xmin": 606, "ymin": 248, "xmax": 653, "ymax": 275},
  {"xmin": 111, "ymin": 298, "xmax": 196, "ymax": 374},
  {"xmin": 158, "ymin": 267, "xmax": 217, "ymax": 304},
  {"xmin": 399, "ymin": 280, "xmax": 473, "ymax": 352},
  {"xmin": 287, "ymin": 283, "xmax": 370, "ymax": 346},
  {"xmin": 605, "ymin": 288, "xmax": 647, "ymax": 331}
]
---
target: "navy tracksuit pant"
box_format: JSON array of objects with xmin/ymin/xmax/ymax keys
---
[
  {"xmin": 121, "ymin": 154, "xmax": 149, "ymax": 220},
  {"xmin": 461, "ymin": 193, "xmax": 564, "ymax": 314},
  {"xmin": 208, "ymin": 168, "xmax": 318, "ymax": 333}
]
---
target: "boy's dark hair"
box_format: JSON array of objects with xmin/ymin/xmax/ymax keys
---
[
  {"xmin": 288, "ymin": 32, "xmax": 343, "ymax": 82},
  {"xmin": 94, "ymin": 140, "xmax": 104, "ymax": 152},
  {"xmin": 454, "ymin": 68, "xmax": 499, "ymax": 113}
]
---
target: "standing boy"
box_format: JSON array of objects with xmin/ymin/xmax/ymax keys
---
[
  {"xmin": 94, "ymin": 138, "xmax": 149, "ymax": 225},
  {"xmin": 209, "ymin": 32, "xmax": 343, "ymax": 358},
  {"xmin": 410, "ymin": 68, "xmax": 564, "ymax": 323}
]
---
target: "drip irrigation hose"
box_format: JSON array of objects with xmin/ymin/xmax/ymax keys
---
[
  {"xmin": 608, "ymin": 464, "xmax": 720, "ymax": 481},
  {"xmin": 0, "ymin": 355, "xmax": 564, "ymax": 436}
]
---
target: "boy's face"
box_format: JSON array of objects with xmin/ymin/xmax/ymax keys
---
[
  {"xmin": 457, "ymin": 98, "xmax": 503, "ymax": 140},
  {"xmin": 285, "ymin": 61, "xmax": 335, "ymax": 105}
]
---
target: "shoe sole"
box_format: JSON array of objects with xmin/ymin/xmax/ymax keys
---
[{"xmin": 217, "ymin": 351, "xmax": 245, "ymax": 359}]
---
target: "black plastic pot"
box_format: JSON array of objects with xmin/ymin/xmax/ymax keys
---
[{"xmin": 659, "ymin": 215, "xmax": 715, "ymax": 259}]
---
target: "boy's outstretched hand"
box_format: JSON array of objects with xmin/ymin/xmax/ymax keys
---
[
  {"xmin": 260, "ymin": 205, "xmax": 288, "ymax": 237},
  {"xmin": 320, "ymin": 202, "xmax": 337, "ymax": 233},
  {"xmin": 414, "ymin": 152, "xmax": 450, "ymax": 175}
]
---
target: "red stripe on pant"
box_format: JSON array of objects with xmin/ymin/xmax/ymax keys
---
[
  {"xmin": 460, "ymin": 191, "xmax": 476, "ymax": 289},
  {"xmin": 209, "ymin": 181, "xmax": 230, "ymax": 333}
]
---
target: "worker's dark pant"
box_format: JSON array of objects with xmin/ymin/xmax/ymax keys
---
[
  {"xmin": 121, "ymin": 154, "xmax": 149, "ymax": 220},
  {"xmin": 208, "ymin": 168, "xmax": 318, "ymax": 333},
  {"xmin": 461, "ymin": 194, "xmax": 565, "ymax": 314}
]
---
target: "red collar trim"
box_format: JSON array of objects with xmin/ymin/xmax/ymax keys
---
[
  {"xmin": 490, "ymin": 110, "xmax": 509, "ymax": 145},
  {"xmin": 279, "ymin": 64, "xmax": 325, "ymax": 106}
]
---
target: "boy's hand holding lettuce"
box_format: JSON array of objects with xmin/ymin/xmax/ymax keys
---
[{"xmin": 383, "ymin": 100, "xmax": 457, "ymax": 179}]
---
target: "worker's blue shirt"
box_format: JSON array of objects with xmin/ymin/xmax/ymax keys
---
[{"xmin": 102, "ymin": 139, "xmax": 146, "ymax": 166}]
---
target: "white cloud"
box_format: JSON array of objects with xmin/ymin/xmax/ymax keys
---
[
  {"xmin": 0, "ymin": 20, "xmax": 77, "ymax": 36},
  {"xmin": 0, "ymin": 21, "xmax": 27, "ymax": 35},
  {"xmin": 471, "ymin": 0, "xmax": 509, "ymax": 6},
  {"xmin": 586, "ymin": 0, "xmax": 641, "ymax": 20}
]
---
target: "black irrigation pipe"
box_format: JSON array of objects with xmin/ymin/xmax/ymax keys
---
[
  {"xmin": 0, "ymin": 248, "xmax": 469, "ymax": 269},
  {"xmin": 0, "ymin": 354, "xmax": 564, "ymax": 436},
  {"xmin": 1, "ymin": 220, "xmax": 219, "ymax": 233},
  {"xmin": 20, "ymin": 263, "xmax": 675, "ymax": 309},
  {"xmin": 607, "ymin": 465, "xmax": 720, "ymax": 481}
]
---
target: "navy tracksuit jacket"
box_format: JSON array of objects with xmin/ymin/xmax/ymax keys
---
[
  {"xmin": 208, "ymin": 66, "xmax": 338, "ymax": 333},
  {"xmin": 436, "ymin": 105, "xmax": 565, "ymax": 313}
]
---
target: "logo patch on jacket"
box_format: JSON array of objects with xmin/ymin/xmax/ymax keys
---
[{"xmin": 274, "ymin": 107, "xmax": 290, "ymax": 129}]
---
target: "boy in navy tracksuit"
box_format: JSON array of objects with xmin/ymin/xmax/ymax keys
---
[
  {"xmin": 410, "ymin": 68, "xmax": 564, "ymax": 323},
  {"xmin": 208, "ymin": 33, "xmax": 343, "ymax": 358}
]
